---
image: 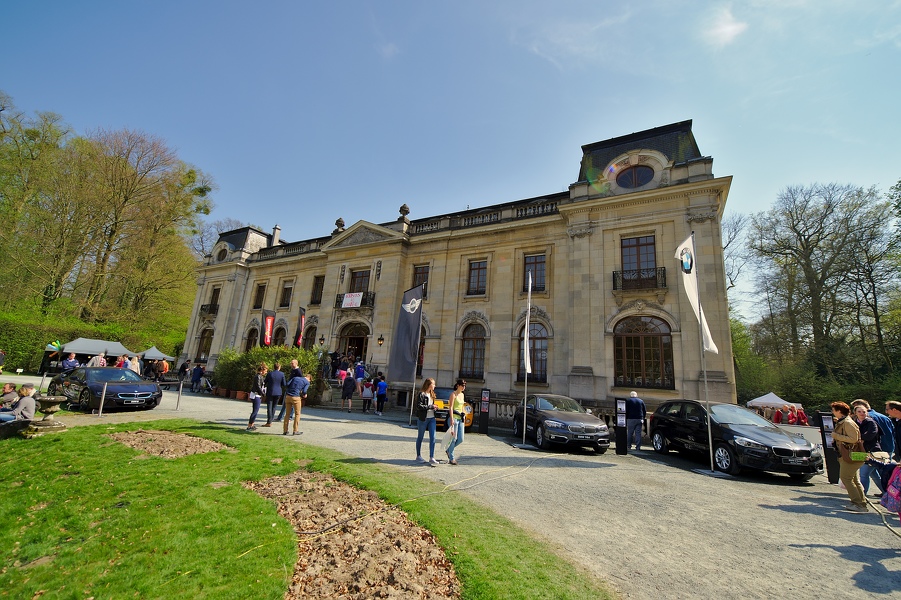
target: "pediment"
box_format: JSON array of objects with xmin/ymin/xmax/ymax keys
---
[{"xmin": 322, "ymin": 221, "xmax": 404, "ymax": 250}]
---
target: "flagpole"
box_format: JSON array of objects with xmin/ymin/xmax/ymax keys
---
[
  {"xmin": 522, "ymin": 271, "xmax": 531, "ymax": 445},
  {"xmin": 692, "ymin": 232, "xmax": 715, "ymax": 474}
]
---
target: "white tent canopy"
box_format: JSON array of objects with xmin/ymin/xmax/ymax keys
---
[
  {"xmin": 51, "ymin": 337, "xmax": 135, "ymax": 358},
  {"xmin": 746, "ymin": 392, "xmax": 802, "ymax": 409},
  {"xmin": 140, "ymin": 346, "xmax": 175, "ymax": 361}
]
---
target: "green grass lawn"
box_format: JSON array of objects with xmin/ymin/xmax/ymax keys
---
[{"xmin": 0, "ymin": 420, "xmax": 614, "ymax": 599}]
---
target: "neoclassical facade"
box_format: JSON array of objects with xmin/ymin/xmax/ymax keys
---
[{"xmin": 184, "ymin": 120, "xmax": 736, "ymax": 408}]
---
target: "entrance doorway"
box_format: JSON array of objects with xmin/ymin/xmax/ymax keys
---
[{"xmin": 339, "ymin": 322, "xmax": 370, "ymax": 362}]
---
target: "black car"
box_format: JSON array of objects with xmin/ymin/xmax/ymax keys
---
[
  {"xmin": 513, "ymin": 394, "xmax": 610, "ymax": 454},
  {"xmin": 48, "ymin": 367, "xmax": 163, "ymax": 411},
  {"xmin": 648, "ymin": 400, "xmax": 823, "ymax": 480}
]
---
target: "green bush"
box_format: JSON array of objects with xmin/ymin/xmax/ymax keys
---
[{"xmin": 214, "ymin": 346, "xmax": 324, "ymax": 402}]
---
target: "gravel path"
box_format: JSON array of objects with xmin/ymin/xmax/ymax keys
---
[{"xmin": 28, "ymin": 380, "xmax": 901, "ymax": 600}]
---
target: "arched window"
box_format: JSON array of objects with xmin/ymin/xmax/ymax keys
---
[
  {"xmin": 196, "ymin": 328, "xmax": 214, "ymax": 362},
  {"xmin": 302, "ymin": 326, "xmax": 317, "ymax": 350},
  {"xmin": 460, "ymin": 324, "xmax": 486, "ymax": 379},
  {"xmin": 245, "ymin": 328, "xmax": 258, "ymax": 352},
  {"xmin": 518, "ymin": 322, "xmax": 548, "ymax": 383},
  {"xmin": 273, "ymin": 327, "xmax": 287, "ymax": 347},
  {"xmin": 613, "ymin": 316, "xmax": 674, "ymax": 389}
]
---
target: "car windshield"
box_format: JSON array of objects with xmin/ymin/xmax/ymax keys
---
[
  {"xmin": 86, "ymin": 368, "xmax": 143, "ymax": 383},
  {"xmin": 535, "ymin": 395, "xmax": 584, "ymax": 413},
  {"xmin": 710, "ymin": 404, "xmax": 773, "ymax": 426}
]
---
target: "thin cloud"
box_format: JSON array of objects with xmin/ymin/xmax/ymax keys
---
[
  {"xmin": 508, "ymin": 12, "xmax": 633, "ymax": 70},
  {"xmin": 702, "ymin": 6, "xmax": 748, "ymax": 48},
  {"xmin": 378, "ymin": 42, "xmax": 399, "ymax": 59}
]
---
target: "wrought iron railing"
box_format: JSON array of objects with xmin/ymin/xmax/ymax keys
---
[
  {"xmin": 334, "ymin": 291, "xmax": 376, "ymax": 308},
  {"xmin": 458, "ymin": 369, "xmax": 484, "ymax": 380},
  {"xmin": 612, "ymin": 267, "xmax": 666, "ymax": 290},
  {"xmin": 199, "ymin": 303, "xmax": 219, "ymax": 316}
]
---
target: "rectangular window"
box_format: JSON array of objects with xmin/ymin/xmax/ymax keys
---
[
  {"xmin": 620, "ymin": 236, "xmax": 657, "ymax": 289},
  {"xmin": 209, "ymin": 287, "xmax": 221, "ymax": 306},
  {"xmin": 279, "ymin": 282, "xmax": 293, "ymax": 308},
  {"xmin": 413, "ymin": 265, "xmax": 430, "ymax": 300},
  {"xmin": 350, "ymin": 269, "xmax": 370, "ymax": 293},
  {"xmin": 523, "ymin": 254, "xmax": 546, "ymax": 292},
  {"xmin": 310, "ymin": 275, "xmax": 325, "ymax": 305},
  {"xmin": 252, "ymin": 283, "xmax": 267, "ymax": 309},
  {"xmin": 467, "ymin": 260, "xmax": 487, "ymax": 295}
]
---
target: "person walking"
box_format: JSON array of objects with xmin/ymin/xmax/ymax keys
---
[
  {"xmin": 446, "ymin": 379, "xmax": 467, "ymax": 465},
  {"xmin": 283, "ymin": 364, "xmax": 309, "ymax": 436},
  {"xmin": 190, "ymin": 364, "xmax": 204, "ymax": 393},
  {"xmin": 852, "ymin": 403, "xmax": 886, "ymax": 496},
  {"xmin": 178, "ymin": 359, "xmax": 191, "ymax": 382},
  {"xmin": 341, "ymin": 371, "xmax": 356, "ymax": 412},
  {"xmin": 375, "ymin": 375, "xmax": 388, "ymax": 415},
  {"xmin": 361, "ymin": 377, "xmax": 374, "ymax": 413},
  {"xmin": 831, "ymin": 402, "xmax": 868, "ymax": 513},
  {"xmin": 415, "ymin": 378, "xmax": 439, "ymax": 466},
  {"xmin": 264, "ymin": 361, "xmax": 285, "ymax": 426},
  {"xmin": 246, "ymin": 363, "xmax": 267, "ymax": 431},
  {"xmin": 886, "ymin": 401, "xmax": 901, "ymax": 462},
  {"xmin": 625, "ymin": 391, "xmax": 647, "ymax": 451}
]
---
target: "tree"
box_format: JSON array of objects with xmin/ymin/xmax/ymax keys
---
[
  {"xmin": 748, "ymin": 183, "xmax": 878, "ymax": 378},
  {"xmin": 189, "ymin": 217, "xmax": 245, "ymax": 258}
]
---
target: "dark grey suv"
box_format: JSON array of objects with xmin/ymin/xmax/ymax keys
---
[
  {"xmin": 513, "ymin": 394, "xmax": 610, "ymax": 454},
  {"xmin": 648, "ymin": 400, "xmax": 823, "ymax": 480}
]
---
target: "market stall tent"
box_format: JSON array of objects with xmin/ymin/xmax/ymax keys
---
[
  {"xmin": 140, "ymin": 346, "xmax": 175, "ymax": 361},
  {"xmin": 746, "ymin": 392, "xmax": 802, "ymax": 409}
]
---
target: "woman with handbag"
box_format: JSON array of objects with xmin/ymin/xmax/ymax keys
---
[
  {"xmin": 246, "ymin": 363, "xmax": 267, "ymax": 431},
  {"xmin": 853, "ymin": 404, "xmax": 886, "ymax": 496},
  {"xmin": 831, "ymin": 402, "xmax": 868, "ymax": 512},
  {"xmin": 415, "ymin": 378, "xmax": 439, "ymax": 466}
]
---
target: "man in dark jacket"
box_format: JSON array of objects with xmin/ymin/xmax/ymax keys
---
[
  {"xmin": 625, "ymin": 391, "xmax": 647, "ymax": 451},
  {"xmin": 264, "ymin": 361, "xmax": 286, "ymax": 425}
]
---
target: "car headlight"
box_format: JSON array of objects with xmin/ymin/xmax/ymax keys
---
[
  {"xmin": 544, "ymin": 420, "xmax": 565, "ymax": 430},
  {"xmin": 598, "ymin": 424, "xmax": 608, "ymax": 432},
  {"xmin": 734, "ymin": 436, "xmax": 768, "ymax": 451}
]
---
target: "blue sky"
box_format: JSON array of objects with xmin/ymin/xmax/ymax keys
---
[{"xmin": 3, "ymin": 1, "xmax": 899, "ymax": 252}]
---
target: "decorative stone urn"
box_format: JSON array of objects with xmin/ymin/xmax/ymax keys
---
[{"xmin": 20, "ymin": 394, "xmax": 68, "ymax": 438}]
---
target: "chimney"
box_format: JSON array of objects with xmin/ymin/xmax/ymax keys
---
[{"xmin": 271, "ymin": 224, "xmax": 281, "ymax": 246}]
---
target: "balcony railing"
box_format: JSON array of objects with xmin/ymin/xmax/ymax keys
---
[
  {"xmin": 612, "ymin": 267, "xmax": 666, "ymax": 291},
  {"xmin": 199, "ymin": 303, "xmax": 219, "ymax": 316},
  {"xmin": 516, "ymin": 371, "xmax": 548, "ymax": 383},
  {"xmin": 334, "ymin": 291, "xmax": 376, "ymax": 309}
]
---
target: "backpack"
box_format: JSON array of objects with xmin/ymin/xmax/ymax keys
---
[{"xmin": 881, "ymin": 465, "xmax": 901, "ymax": 514}]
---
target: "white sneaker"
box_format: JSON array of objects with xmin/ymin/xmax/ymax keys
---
[
  {"xmin": 416, "ymin": 456, "xmax": 426, "ymax": 463},
  {"xmin": 429, "ymin": 458, "xmax": 439, "ymax": 467}
]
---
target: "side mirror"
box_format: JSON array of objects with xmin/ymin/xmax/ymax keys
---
[{"xmin": 526, "ymin": 403, "xmax": 535, "ymax": 411}]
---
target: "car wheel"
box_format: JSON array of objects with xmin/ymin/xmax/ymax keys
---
[
  {"xmin": 652, "ymin": 431, "xmax": 669, "ymax": 454},
  {"xmin": 595, "ymin": 446, "xmax": 608, "ymax": 455},
  {"xmin": 535, "ymin": 423, "xmax": 549, "ymax": 449},
  {"xmin": 47, "ymin": 382, "xmax": 59, "ymax": 395},
  {"xmin": 788, "ymin": 473, "xmax": 815, "ymax": 482},
  {"xmin": 79, "ymin": 389, "xmax": 93, "ymax": 411},
  {"xmin": 714, "ymin": 443, "xmax": 741, "ymax": 475},
  {"xmin": 513, "ymin": 416, "xmax": 522, "ymax": 438}
]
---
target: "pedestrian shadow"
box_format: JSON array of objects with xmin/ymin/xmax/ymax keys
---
[{"xmin": 789, "ymin": 543, "xmax": 901, "ymax": 594}]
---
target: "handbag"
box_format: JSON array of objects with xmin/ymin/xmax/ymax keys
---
[
  {"xmin": 442, "ymin": 427, "xmax": 455, "ymax": 452},
  {"xmin": 839, "ymin": 439, "xmax": 866, "ymax": 463}
]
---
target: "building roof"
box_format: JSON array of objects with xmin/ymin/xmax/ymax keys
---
[{"xmin": 577, "ymin": 120, "xmax": 702, "ymax": 182}]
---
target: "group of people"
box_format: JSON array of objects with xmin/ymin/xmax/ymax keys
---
[
  {"xmin": 340, "ymin": 368, "xmax": 388, "ymax": 415},
  {"xmin": 766, "ymin": 404, "xmax": 810, "ymax": 425},
  {"xmin": 414, "ymin": 378, "xmax": 466, "ymax": 466},
  {"xmin": 244, "ymin": 359, "xmax": 310, "ymax": 436},
  {"xmin": 0, "ymin": 382, "xmax": 36, "ymax": 422},
  {"xmin": 61, "ymin": 352, "xmax": 172, "ymax": 381},
  {"xmin": 831, "ymin": 399, "xmax": 901, "ymax": 513}
]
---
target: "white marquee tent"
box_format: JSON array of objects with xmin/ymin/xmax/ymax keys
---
[{"xmin": 746, "ymin": 392, "xmax": 802, "ymax": 409}]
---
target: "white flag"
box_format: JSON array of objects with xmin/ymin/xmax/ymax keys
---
[
  {"xmin": 524, "ymin": 271, "xmax": 532, "ymax": 374},
  {"xmin": 674, "ymin": 235, "xmax": 719, "ymax": 354}
]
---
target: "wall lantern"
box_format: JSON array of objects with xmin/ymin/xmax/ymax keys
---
[{"xmin": 377, "ymin": 334, "xmax": 384, "ymax": 347}]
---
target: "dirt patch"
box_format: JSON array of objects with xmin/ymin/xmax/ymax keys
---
[
  {"xmin": 247, "ymin": 471, "xmax": 460, "ymax": 599},
  {"xmin": 107, "ymin": 429, "xmax": 461, "ymax": 598}
]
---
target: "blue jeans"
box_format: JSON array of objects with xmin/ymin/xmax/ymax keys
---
[
  {"xmin": 447, "ymin": 419, "xmax": 464, "ymax": 461},
  {"xmin": 626, "ymin": 419, "xmax": 644, "ymax": 449},
  {"xmin": 860, "ymin": 462, "xmax": 884, "ymax": 494},
  {"xmin": 0, "ymin": 413, "xmax": 16, "ymax": 423},
  {"xmin": 248, "ymin": 394, "xmax": 261, "ymax": 425},
  {"xmin": 416, "ymin": 417, "xmax": 436, "ymax": 459}
]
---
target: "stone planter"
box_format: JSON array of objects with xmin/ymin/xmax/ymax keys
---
[
  {"xmin": 229, "ymin": 389, "xmax": 238, "ymax": 399},
  {"xmin": 235, "ymin": 391, "xmax": 248, "ymax": 401},
  {"xmin": 217, "ymin": 387, "xmax": 228, "ymax": 397}
]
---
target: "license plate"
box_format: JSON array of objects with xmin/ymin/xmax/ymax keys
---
[
  {"xmin": 124, "ymin": 400, "xmax": 139, "ymax": 404},
  {"xmin": 783, "ymin": 457, "xmax": 805, "ymax": 465},
  {"xmin": 576, "ymin": 435, "xmax": 590, "ymax": 440}
]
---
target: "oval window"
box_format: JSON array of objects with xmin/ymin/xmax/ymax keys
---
[
  {"xmin": 216, "ymin": 248, "xmax": 228, "ymax": 261},
  {"xmin": 616, "ymin": 165, "xmax": 654, "ymax": 189}
]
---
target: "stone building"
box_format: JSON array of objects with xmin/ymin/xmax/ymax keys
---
[{"xmin": 183, "ymin": 120, "xmax": 735, "ymax": 410}]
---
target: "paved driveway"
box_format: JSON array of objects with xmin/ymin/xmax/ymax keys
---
[{"xmin": 22, "ymin": 379, "xmax": 901, "ymax": 600}]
